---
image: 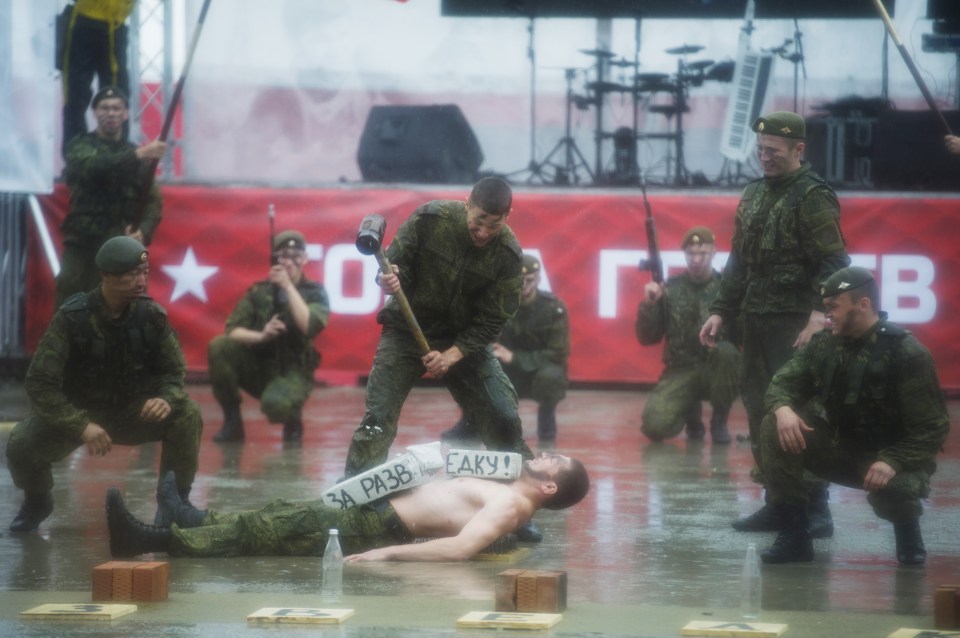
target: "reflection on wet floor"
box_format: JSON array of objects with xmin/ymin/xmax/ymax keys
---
[{"xmin": 1, "ymin": 385, "xmax": 958, "ymax": 635}]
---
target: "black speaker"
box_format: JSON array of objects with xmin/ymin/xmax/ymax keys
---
[
  {"xmin": 357, "ymin": 105, "xmax": 483, "ymax": 184},
  {"xmin": 872, "ymin": 110, "xmax": 960, "ymax": 191}
]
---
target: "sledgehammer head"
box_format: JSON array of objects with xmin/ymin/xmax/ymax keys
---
[{"xmin": 356, "ymin": 214, "xmax": 387, "ymax": 256}]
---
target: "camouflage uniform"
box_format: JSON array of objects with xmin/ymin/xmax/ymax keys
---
[
  {"xmin": 208, "ymin": 278, "xmax": 330, "ymax": 424},
  {"xmin": 168, "ymin": 499, "xmax": 410, "ymax": 558},
  {"xmin": 498, "ymin": 290, "xmax": 570, "ymax": 440},
  {"xmin": 7, "ymin": 288, "xmax": 202, "ymax": 497},
  {"xmin": 710, "ymin": 162, "xmax": 849, "ymax": 470},
  {"xmin": 761, "ymin": 314, "xmax": 950, "ymax": 523},
  {"xmin": 637, "ymin": 271, "xmax": 740, "ymax": 441},
  {"xmin": 344, "ymin": 200, "xmax": 533, "ymax": 476},
  {"xmin": 56, "ymin": 132, "xmax": 163, "ymax": 305}
]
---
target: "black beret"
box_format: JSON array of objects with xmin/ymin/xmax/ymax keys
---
[
  {"xmin": 96, "ymin": 236, "xmax": 148, "ymax": 274},
  {"xmin": 92, "ymin": 85, "xmax": 129, "ymax": 108},
  {"xmin": 273, "ymin": 230, "xmax": 307, "ymax": 251},
  {"xmin": 820, "ymin": 266, "xmax": 874, "ymax": 298}
]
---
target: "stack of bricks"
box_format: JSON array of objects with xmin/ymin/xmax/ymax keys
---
[
  {"xmin": 934, "ymin": 584, "xmax": 960, "ymax": 630},
  {"xmin": 92, "ymin": 561, "xmax": 169, "ymax": 603},
  {"xmin": 496, "ymin": 569, "xmax": 567, "ymax": 613}
]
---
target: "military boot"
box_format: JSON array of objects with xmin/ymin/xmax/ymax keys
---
[
  {"xmin": 515, "ymin": 519, "xmax": 543, "ymax": 543},
  {"xmin": 760, "ymin": 505, "xmax": 814, "ymax": 564},
  {"xmin": 709, "ymin": 406, "xmax": 732, "ymax": 444},
  {"xmin": 894, "ymin": 520, "xmax": 927, "ymax": 566},
  {"xmin": 537, "ymin": 403, "xmax": 557, "ymax": 443},
  {"xmin": 107, "ymin": 488, "xmax": 172, "ymax": 557},
  {"xmin": 732, "ymin": 502, "xmax": 784, "ymax": 532},
  {"xmin": 685, "ymin": 403, "xmax": 705, "ymax": 441},
  {"xmin": 213, "ymin": 402, "xmax": 244, "ymax": 443},
  {"xmin": 9, "ymin": 492, "xmax": 54, "ymax": 533},
  {"xmin": 283, "ymin": 418, "xmax": 304, "ymax": 443},
  {"xmin": 807, "ymin": 488, "xmax": 835, "ymax": 539},
  {"xmin": 154, "ymin": 471, "xmax": 207, "ymax": 529}
]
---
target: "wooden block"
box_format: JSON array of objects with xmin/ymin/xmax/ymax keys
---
[
  {"xmin": 111, "ymin": 563, "xmax": 135, "ymax": 602},
  {"xmin": 456, "ymin": 611, "xmax": 562, "ymax": 630},
  {"xmin": 935, "ymin": 586, "xmax": 958, "ymax": 629},
  {"xmin": 516, "ymin": 571, "xmax": 539, "ymax": 612},
  {"xmin": 20, "ymin": 603, "xmax": 137, "ymax": 621},
  {"xmin": 680, "ymin": 620, "xmax": 788, "ymax": 637},
  {"xmin": 92, "ymin": 562, "xmax": 119, "ymax": 602},
  {"xmin": 495, "ymin": 569, "xmax": 524, "ymax": 611},
  {"xmin": 246, "ymin": 608, "xmax": 354, "ymax": 624},
  {"xmin": 535, "ymin": 570, "xmax": 567, "ymax": 612},
  {"xmin": 132, "ymin": 561, "xmax": 169, "ymax": 602}
]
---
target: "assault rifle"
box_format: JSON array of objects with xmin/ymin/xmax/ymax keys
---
[{"xmin": 638, "ymin": 178, "xmax": 664, "ymax": 285}]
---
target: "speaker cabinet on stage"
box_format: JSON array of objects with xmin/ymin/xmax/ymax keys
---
[
  {"xmin": 806, "ymin": 115, "xmax": 877, "ymax": 189},
  {"xmin": 357, "ymin": 105, "xmax": 484, "ymax": 184},
  {"xmin": 872, "ymin": 110, "xmax": 960, "ymax": 191}
]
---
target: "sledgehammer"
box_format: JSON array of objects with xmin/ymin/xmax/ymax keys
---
[{"xmin": 356, "ymin": 214, "xmax": 431, "ymax": 355}]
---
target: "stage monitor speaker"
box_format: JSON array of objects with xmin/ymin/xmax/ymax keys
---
[
  {"xmin": 872, "ymin": 110, "xmax": 960, "ymax": 191},
  {"xmin": 357, "ymin": 105, "xmax": 483, "ymax": 184}
]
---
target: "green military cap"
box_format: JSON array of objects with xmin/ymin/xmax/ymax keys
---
[
  {"xmin": 681, "ymin": 226, "xmax": 715, "ymax": 249},
  {"xmin": 96, "ymin": 236, "xmax": 148, "ymax": 274},
  {"xmin": 521, "ymin": 254, "xmax": 541, "ymax": 276},
  {"xmin": 274, "ymin": 230, "xmax": 306, "ymax": 252},
  {"xmin": 820, "ymin": 266, "xmax": 874, "ymax": 298},
  {"xmin": 752, "ymin": 111, "xmax": 805, "ymax": 140},
  {"xmin": 91, "ymin": 85, "xmax": 129, "ymax": 108}
]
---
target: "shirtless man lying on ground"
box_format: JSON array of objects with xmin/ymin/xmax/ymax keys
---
[{"xmin": 106, "ymin": 452, "xmax": 589, "ymax": 561}]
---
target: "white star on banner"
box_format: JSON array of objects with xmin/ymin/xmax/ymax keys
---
[{"xmin": 161, "ymin": 246, "xmax": 219, "ymax": 303}]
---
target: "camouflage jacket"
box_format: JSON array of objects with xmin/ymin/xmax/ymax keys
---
[
  {"xmin": 63, "ymin": 132, "xmax": 162, "ymax": 247},
  {"xmin": 710, "ymin": 163, "xmax": 848, "ymax": 319},
  {"xmin": 637, "ymin": 271, "xmax": 728, "ymax": 369},
  {"xmin": 225, "ymin": 278, "xmax": 330, "ymax": 375},
  {"xmin": 765, "ymin": 315, "xmax": 950, "ymax": 474},
  {"xmin": 378, "ymin": 200, "xmax": 523, "ymax": 356},
  {"xmin": 24, "ymin": 288, "xmax": 188, "ymax": 439},
  {"xmin": 499, "ymin": 291, "xmax": 570, "ymax": 374}
]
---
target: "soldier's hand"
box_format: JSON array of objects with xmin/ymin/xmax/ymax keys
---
[
  {"xmin": 774, "ymin": 406, "xmax": 813, "ymax": 454},
  {"xmin": 377, "ymin": 265, "xmax": 401, "ymax": 294},
  {"xmin": 124, "ymin": 225, "xmax": 145, "ymax": 243},
  {"xmin": 492, "ymin": 342, "xmax": 513, "ymax": 364},
  {"xmin": 863, "ymin": 460, "xmax": 896, "ymax": 491},
  {"xmin": 135, "ymin": 139, "xmax": 167, "ymax": 161},
  {"xmin": 81, "ymin": 423, "xmax": 113, "ymax": 456},
  {"xmin": 140, "ymin": 398, "xmax": 172, "ymax": 423},
  {"xmin": 793, "ymin": 311, "xmax": 825, "ymax": 349},
  {"xmin": 643, "ymin": 281, "xmax": 664, "ymax": 303},
  {"xmin": 422, "ymin": 350, "xmax": 450, "ymax": 378},
  {"xmin": 699, "ymin": 314, "xmax": 723, "ymax": 348},
  {"xmin": 946, "ymin": 135, "xmax": 960, "ymax": 155},
  {"xmin": 268, "ymin": 264, "xmax": 292, "ymax": 290},
  {"xmin": 260, "ymin": 314, "xmax": 287, "ymax": 342}
]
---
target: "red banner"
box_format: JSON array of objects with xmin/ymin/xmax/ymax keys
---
[{"xmin": 27, "ymin": 185, "xmax": 960, "ymax": 389}]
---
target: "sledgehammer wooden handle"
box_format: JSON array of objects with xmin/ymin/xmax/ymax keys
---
[{"xmin": 375, "ymin": 251, "xmax": 431, "ymax": 356}]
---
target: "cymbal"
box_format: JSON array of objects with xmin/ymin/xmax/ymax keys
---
[
  {"xmin": 587, "ymin": 81, "xmax": 630, "ymax": 93},
  {"xmin": 705, "ymin": 60, "xmax": 735, "ymax": 82},
  {"xmin": 637, "ymin": 81, "xmax": 679, "ymax": 94},
  {"xmin": 684, "ymin": 59, "xmax": 715, "ymax": 72},
  {"xmin": 665, "ymin": 44, "xmax": 704, "ymax": 55},
  {"xmin": 609, "ymin": 58, "xmax": 638, "ymax": 68},
  {"xmin": 648, "ymin": 104, "xmax": 691, "ymax": 116},
  {"xmin": 635, "ymin": 72, "xmax": 669, "ymax": 83},
  {"xmin": 579, "ymin": 48, "xmax": 616, "ymax": 58}
]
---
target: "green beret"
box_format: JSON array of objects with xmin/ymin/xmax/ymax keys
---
[
  {"xmin": 681, "ymin": 226, "xmax": 715, "ymax": 249},
  {"xmin": 752, "ymin": 111, "xmax": 805, "ymax": 140},
  {"xmin": 92, "ymin": 85, "xmax": 129, "ymax": 108},
  {"xmin": 96, "ymin": 236, "xmax": 148, "ymax": 274},
  {"xmin": 820, "ymin": 266, "xmax": 874, "ymax": 298},
  {"xmin": 273, "ymin": 230, "xmax": 306, "ymax": 251},
  {"xmin": 521, "ymin": 254, "xmax": 541, "ymax": 276}
]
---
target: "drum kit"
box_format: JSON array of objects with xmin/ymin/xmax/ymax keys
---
[{"xmin": 562, "ymin": 44, "xmax": 734, "ymax": 186}]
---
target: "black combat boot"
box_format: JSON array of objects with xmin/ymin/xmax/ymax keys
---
[
  {"xmin": 732, "ymin": 502, "xmax": 784, "ymax": 532},
  {"xmin": 537, "ymin": 403, "xmax": 557, "ymax": 443},
  {"xmin": 685, "ymin": 403, "xmax": 705, "ymax": 440},
  {"xmin": 154, "ymin": 471, "xmax": 207, "ymax": 529},
  {"xmin": 807, "ymin": 488, "xmax": 835, "ymax": 539},
  {"xmin": 709, "ymin": 406, "xmax": 732, "ymax": 444},
  {"xmin": 9, "ymin": 492, "xmax": 54, "ymax": 533},
  {"xmin": 515, "ymin": 519, "xmax": 543, "ymax": 543},
  {"xmin": 213, "ymin": 402, "xmax": 244, "ymax": 443},
  {"xmin": 283, "ymin": 418, "xmax": 304, "ymax": 443},
  {"xmin": 760, "ymin": 504, "xmax": 814, "ymax": 564},
  {"xmin": 894, "ymin": 520, "xmax": 927, "ymax": 566},
  {"xmin": 107, "ymin": 488, "xmax": 172, "ymax": 557}
]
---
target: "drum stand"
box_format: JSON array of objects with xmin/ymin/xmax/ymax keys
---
[
  {"xmin": 506, "ymin": 18, "xmax": 554, "ymax": 184},
  {"xmin": 538, "ymin": 69, "xmax": 594, "ymax": 185}
]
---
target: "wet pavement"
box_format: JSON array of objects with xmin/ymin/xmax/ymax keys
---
[{"xmin": 1, "ymin": 384, "xmax": 958, "ymax": 637}]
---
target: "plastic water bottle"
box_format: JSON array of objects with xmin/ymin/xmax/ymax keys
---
[
  {"xmin": 740, "ymin": 542, "xmax": 762, "ymax": 619},
  {"xmin": 321, "ymin": 529, "xmax": 343, "ymax": 603}
]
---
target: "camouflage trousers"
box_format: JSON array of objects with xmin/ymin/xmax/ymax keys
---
[
  {"xmin": 344, "ymin": 327, "xmax": 534, "ymax": 477},
  {"xmin": 642, "ymin": 341, "xmax": 741, "ymax": 441},
  {"xmin": 169, "ymin": 499, "xmax": 410, "ymax": 557},
  {"xmin": 6, "ymin": 394, "xmax": 202, "ymax": 495},
  {"xmin": 55, "ymin": 242, "xmax": 104, "ymax": 307},
  {"xmin": 208, "ymin": 335, "xmax": 314, "ymax": 424},
  {"xmin": 503, "ymin": 362, "xmax": 568, "ymax": 407},
  {"xmin": 760, "ymin": 411, "xmax": 930, "ymax": 523}
]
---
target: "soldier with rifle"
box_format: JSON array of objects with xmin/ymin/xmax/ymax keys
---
[{"xmin": 207, "ymin": 227, "xmax": 330, "ymax": 443}]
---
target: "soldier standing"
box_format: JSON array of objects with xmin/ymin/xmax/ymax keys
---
[
  {"xmin": 208, "ymin": 230, "xmax": 330, "ymax": 443},
  {"xmin": 57, "ymin": 86, "xmax": 166, "ymax": 305},
  {"xmin": 443, "ymin": 253, "xmax": 570, "ymax": 445},
  {"xmin": 7, "ymin": 236, "xmax": 202, "ymax": 532},
  {"xmin": 637, "ymin": 227, "xmax": 740, "ymax": 444},
  {"xmin": 700, "ymin": 111, "xmax": 850, "ymax": 536},
  {"xmin": 758, "ymin": 267, "xmax": 949, "ymax": 565}
]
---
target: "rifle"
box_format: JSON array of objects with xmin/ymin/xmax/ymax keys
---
[
  {"xmin": 268, "ymin": 203, "xmax": 286, "ymax": 373},
  {"xmin": 638, "ymin": 178, "xmax": 664, "ymax": 285}
]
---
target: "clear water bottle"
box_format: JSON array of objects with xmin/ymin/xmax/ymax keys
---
[
  {"xmin": 321, "ymin": 529, "xmax": 343, "ymax": 603},
  {"xmin": 740, "ymin": 542, "xmax": 762, "ymax": 619}
]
